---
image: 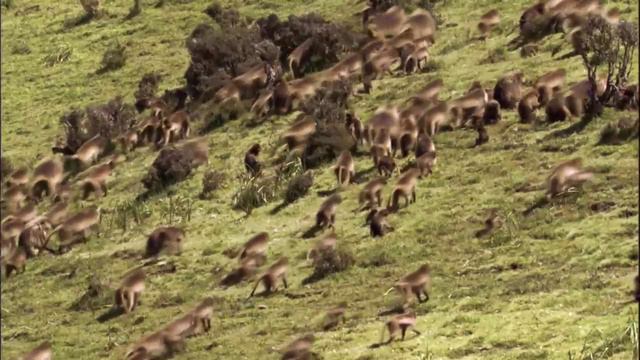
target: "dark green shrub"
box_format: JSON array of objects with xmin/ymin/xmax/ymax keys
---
[{"xmin": 99, "ymin": 42, "xmax": 126, "ymax": 73}]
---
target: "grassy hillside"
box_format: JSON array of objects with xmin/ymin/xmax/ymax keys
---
[{"xmin": 1, "ymin": 0, "xmax": 639, "ymax": 359}]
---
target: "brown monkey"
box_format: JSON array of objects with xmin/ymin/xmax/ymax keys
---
[
  {"xmin": 239, "ymin": 232, "xmax": 269, "ymax": 264},
  {"xmin": 564, "ymin": 91, "xmax": 584, "ymax": 118},
  {"xmin": 359, "ymin": 177, "xmax": 387, "ymax": 211},
  {"xmin": 307, "ymin": 232, "xmax": 337, "ymax": 263},
  {"xmin": 386, "ymin": 264, "xmax": 432, "ymax": 305},
  {"xmin": 190, "ymin": 297, "xmax": 215, "ymax": 335},
  {"xmin": 119, "ymin": 129, "xmax": 139, "ymax": 153},
  {"xmin": 493, "ymin": 72, "xmax": 524, "ymax": 109},
  {"xmin": 78, "ymin": 156, "xmax": 123, "ymax": 200},
  {"xmin": 30, "ymin": 157, "xmax": 64, "ymax": 201},
  {"xmin": 377, "ymin": 155, "xmax": 396, "ymax": 177},
  {"xmin": 478, "ymin": 9, "xmax": 500, "ymax": 40},
  {"xmin": 380, "ymin": 311, "xmax": 421, "ymax": 344},
  {"xmin": 282, "ymin": 116, "xmax": 316, "ymax": 152},
  {"xmin": 387, "ymin": 168, "xmax": 421, "ymax": 212},
  {"xmin": 482, "ymin": 100, "xmax": 501, "ymax": 125},
  {"xmin": 546, "ymin": 158, "xmax": 593, "ymax": 198},
  {"xmin": 18, "ymin": 220, "xmax": 52, "ymax": 258},
  {"xmin": 45, "ymin": 207, "xmax": 100, "ymax": 253},
  {"xmin": 418, "ymin": 101, "xmax": 449, "ymax": 137},
  {"xmin": 249, "ymin": 257, "xmax": 289, "ymax": 297},
  {"xmin": 3, "ymin": 185, "xmax": 28, "ymax": 212},
  {"xmin": 125, "ymin": 330, "xmax": 185, "ymax": 360},
  {"xmin": 115, "ymin": 268, "xmax": 145, "ymax": 313},
  {"xmin": 220, "ymin": 254, "xmax": 261, "ymax": 287},
  {"xmin": 345, "ymin": 112, "xmax": 363, "ymax": 144},
  {"xmin": 368, "ymin": 6, "xmax": 407, "ymax": 39},
  {"xmin": 370, "ymin": 208, "xmax": 393, "ymax": 237},
  {"xmin": 474, "ymin": 122, "xmax": 489, "ymax": 147},
  {"xmin": 517, "ymin": 89, "xmax": 541, "ymax": 123},
  {"xmin": 68, "ymin": 134, "xmax": 108, "ymax": 169},
  {"xmin": 474, "ymin": 209, "xmax": 502, "ymax": 238},
  {"xmin": 416, "ymin": 152, "xmax": 437, "ymax": 177},
  {"xmin": 160, "ymin": 110, "xmax": 190, "ymax": 146},
  {"xmin": 545, "ymin": 93, "xmax": 572, "ymax": 122},
  {"xmin": 404, "ymin": 8, "xmax": 437, "ymax": 42},
  {"xmin": 323, "ymin": 302, "xmax": 347, "ymax": 331},
  {"xmin": 280, "ymin": 334, "xmax": 315, "ymax": 360},
  {"xmin": 450, "ymin": 88, "xmax": 487, "ymax": 127},
  {"xmin": 520, "ymin": 43, "xmax": 538, "ymax": 58},
  {"xmin": 45, "ymin": 201, "xmax": 68, "ymax": 228},
  {"xmin": 244, "ymin": 143, "xmax": 262, "ymax": 177},
  {"xmin": 6, "ymin": 167, "xmax": 29, "ymax": 188},
  {"xmin": 411, "ymin": 78, "xmax": 444, "ymax": 104},
  {"xmin": 334, "ymin": 150, "xmax": 355, "ymax": 187},
  {"xmin": 145, "ymin": 226, "xmax": 185, "ymax": 258},
  {"xmin": 535, "ymin": 69, "xmax": 566, "ymax": 104},
  {"xmin": 415, "ymin": 133, "xmax": 436, "ymax": 158},
  {"xmin": 316, "ymin": 194, "xmax": 342, "ymax": 230},
  {"xmin": 2, "ymin": 246, "xmax": 27, "ymax": 278},
  {"xmin": 399, "ymin": 116, "xmax": 419, "ymax": 158},
  {"xmin": 288, "ymin": 38, "xmax": 314, "ymax": 78},
  {"xmin": 163, "ymin": 313, "xmax": 197, "ymax": 340},
  {"xmin": 19, "ymin": 341, "xmax": 52, "ymax": 360}
]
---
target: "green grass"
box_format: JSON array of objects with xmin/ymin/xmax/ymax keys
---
[{"xmin": 2, "ymin": 0, "xmax": 639, "ymax": 359}]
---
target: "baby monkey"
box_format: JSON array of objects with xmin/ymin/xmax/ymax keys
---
[{"xmin": 249, "ymin": 257, "xmax": 289, "ymax": 297}]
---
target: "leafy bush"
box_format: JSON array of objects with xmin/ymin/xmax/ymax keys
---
[
  {"xmin": 200, "ymin": 169, "xmax": 226, "ymax": 199},
  {"xmin": 99, "ymin": 42, "xmax": 126, "ymax": 73},
  {"xmin": 55, "ymin": 97, "xmax": 136, "ymax": 154},
  {"xmin": 142, "ymin": 147, "xmax": 195, "ymax": 191},
  {"xmin": 256, "ymin": 13, "xmax": 356, "ymax": 76},
  {"xmin": 231, "ymin": 175, "xmax": 280, "ymax": 215},
  {"xmin": 302, "ymin": 248, "xmax": 355, "ymax": 284},
  {"xmin": 184, "ymin": 22, "xmax": 263, "ymax": 99},
  {"xmin": 300, "ymin": 80, "xmax": 355, "ymax": 168}
]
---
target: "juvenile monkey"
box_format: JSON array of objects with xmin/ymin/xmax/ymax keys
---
[
  {"xmin": 244, "ymin": 143, "xmax": 262, "ymax": 177},
  {"xmin": 474, "ymin": 209, "xmax": 502, "ymax": 238},
  {"xmin": 386, "ymin": 264, "xmax": 432, "ymax": 305},
  {"xmin": 316, "ymin": 194, "xmax": 342, "ymax": 230},
  {"xmin": 322, "ymin": 302, "xmax": 347, "ymax": 331},
  {"xmin": 119, "ymin": 129, "xmax": 139, "ymax": 153},
  {"xmin": 415, "ymin": 134, "xmax": 436, "ymax": 158},
  {"xmin": 370, "ymin": 208, "xmax": 393, "ymax": 237},
  {"xmin": 125, "ymin": 330, "xmax": 185, "ymax": 360},
  {"xmin": 163, "ymin": 313, "xmax": 197, "ymax": 340},
  {"xmin": 288, "ymin": 38, "xmax": 314, "ymax": 78},
  {"xmin": 345, "ymin": 113, "xmax": 363, "ymax": 144},
  {"xmin": 359, "ymin": 177, "xmax": 387, "ymax": 211},
  {"xmin": 160, "ymin": 110, "xmax": 190, "ymax": 146},
  {"xmin": 478, "ymin": 9, "xmax": 500, "ymax": 40},
  {"xmin": 418, "ymin": 101, "xmax": 449, "ymax": 137},
  {"xmin": 19, "ymin": 341, "xmax": 52, "ymax": 360},
  {"xmin": 249, "ymin": 257, "xmax": 289, "ymax": 297},
  {"xmin": 67, "ymin": 134, "xmax": 108, "ymax": 169},
  {"xmin": 493, "ymin": 72, "xmax": 525, "ymax": 109},
  {"xmin": 190, "ymin": 297, "xmax": 215, "ymax": 335},
  {"xmin": 145, "ymin": 226, "xmax": 185, "ymax": 258},
  {"xmin": 387, "ymin": 168, "xmax": 421, "ymax": 212},
  {"xmin": 282, "ymin": 116, "xmax": 316, "ymax": 152},
  {"xmin": 377, "ymin": 155, "xmax": 396, "ymax": 177},
  {"xmin": 517, "ymin": 89, "xmax": 540, "ymax": 123},
  {"xmin": 78, "ymin": 157, "xmax": 121, "ymax": 200},
  {"xmin": 220, "ymin": 254, "xmax": 261, "ymax": 287},
  {"xmin": 334, "ymin": 150, "xmax": 355, "ymax": 187},
  {"xmin": 115, "ymin": 268, "xmax": 146, "ymax": 313},
  {"xmin": 379, "ymin": 311, "xmax": 421, "ymax": 344},
  {"xmin": 239, "ymin": 232, "xmax": 269, "ymax": 264},
  {"xmin": 545, "ymin": 93, "xmax": 572, "ymax": 123},
  {"xmin": 546, "ymin": 158, "xmax": 593, "ymax": 198},
  {"xmin": 416, "ymin": 152, "xmax": 437, "ymax": 177}
]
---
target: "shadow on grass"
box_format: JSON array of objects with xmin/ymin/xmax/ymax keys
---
[
  {"xmin": 523, "ymin": 197, "xmax": 550, "ymax": 217},
  {"xmin": 96, "ymin": 307, "xmax": 125, "ymax": 323}
]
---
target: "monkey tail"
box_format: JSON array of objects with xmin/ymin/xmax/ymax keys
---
[
  {"xmin": 337, "ymin": 167, "xmax": 345, "ymax": 186},
  {"xmin": 44, "ymin": 224, "xmax": 63, "ymax": 246},
  {"xmin": 288, "ymin": 58, "xmax": 296, "ymax": 78}
]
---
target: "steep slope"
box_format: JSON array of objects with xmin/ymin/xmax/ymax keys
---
[{"xmin": 1, "ymin": 0, "xmax": 638, "ymax": 359}]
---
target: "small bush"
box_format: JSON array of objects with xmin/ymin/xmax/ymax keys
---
[
  {"xmin": 284, "ymin": 171, "xmax": 313, "ymax": 204},
  {"xmin": 134, "ymin": 72, "xmax": 162, "ymax": 105},
  {"xmin": 231, "ymin": 175, "xmax": 279, "ymax": 215},
  {"xmin": 142, "ymin": 147, "xmax": 195, "ymax": 191},
  {"xmin": 11, "ymin": 41, "xmax": 31, "ymax": 55},
  {"xmin": 204, "ymin": 2, "xmax": 242, "ymax": 27},
  {"xmin": 99, "ymin": 42, "xmax": 126, "ymax": 73},
  {"xmin": 200, "ymin": 169, "xmax": 226, "ymax": 199},
  {"xmin": 598, "ymin": 117, "xmax": 639, "ymax": 145},
  {"xmin": 300, "ymin": 80, "xmax": 355, "ymax": 168},
  {"xmin": 56, "ymin": 96, "xmax": 136, "ymax": 154},
  {"xmin": 80, "ymin": 0, "xmax": 101, "ymax": 17},
  {"xmin": 302, "ymin": 248, "xmax": 355, "ymax": 284},
  {"xmin": 43, "ymin": 45, "xmax": 72, "ymax": 67}
]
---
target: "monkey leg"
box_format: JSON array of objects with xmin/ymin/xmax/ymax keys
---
[
  {"xmin": 330, "ymin": 215, "xmax": 336, "ymax": 229},
  {"xmin": 204, "ymin": 318, "xmax": 211, "ymax": 332},
  {"xmin": 401, "ymin": 326, "xmax": 408, "ymax": 340},
  {"xmin": 411, "ymin": 189, "xmax": 416, "ymax": 203},
  {"xmin": 412, "ymin": 328, "xmax": 422, "ymax": 336},
  {"xmin": 413, "ymin": 287, "xmax": 423, "ymax": 303},
  {"xmin": 101, "ymin": 182, "xmax": 108, "ymax": 197},
  {"xmin": 282, "ymin": 275, "xmax": 288, "ymax": 289},
  {"xmin": 249, "ymin": 276, "xmax": 264, "ymax": 297},
  {"xmin": 132, "ymin": 291, "xmax": 140, "ymax": 312},
  {"xmin": 263, "ymin": 275, "xmax": 275, "ymax": 294},
  {"xmin": 5, "ymin": 264, "xmax": 15, "ymax": 278}
]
